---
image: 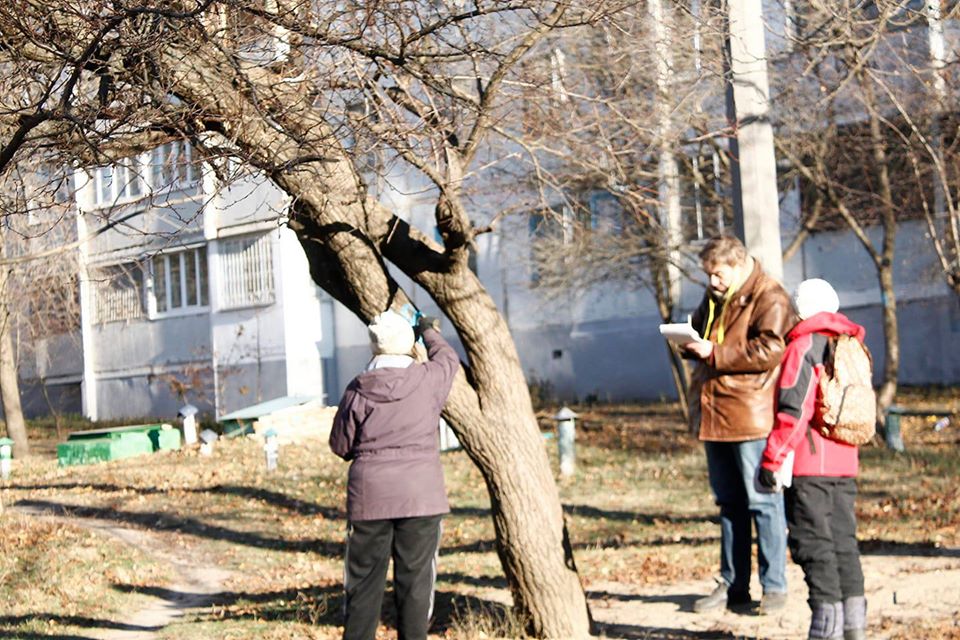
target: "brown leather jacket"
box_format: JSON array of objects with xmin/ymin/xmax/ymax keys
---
[{"xmin": 688, "ymin": 261, "xmax": 796, "ymax": 442}]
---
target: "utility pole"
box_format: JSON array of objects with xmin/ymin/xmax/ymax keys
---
[
  {"xmin": 723, "ymin": 0, "xmax": 783, "ymax": 281},
  {"xmin": 649, "ymin": 0, "xmax": 684, "ymax": 303}
]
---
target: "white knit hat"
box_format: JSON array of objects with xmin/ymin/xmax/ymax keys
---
[
  {"xmin": 794, "ymin": 278, "xmax": 840, "ymax": 320},
  {"xmin": 368, "ymin": 310, "xmax": 415, "ymax": 356}
]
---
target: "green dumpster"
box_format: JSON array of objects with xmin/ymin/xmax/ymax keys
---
[{"xmin": 57, "ymin": 423, "xmax": 181, "ymax": 467}]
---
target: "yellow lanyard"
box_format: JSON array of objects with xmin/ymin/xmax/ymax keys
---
[{"xmin": 704, "ymin": 273, "xmax": 744, "ymax": 345}]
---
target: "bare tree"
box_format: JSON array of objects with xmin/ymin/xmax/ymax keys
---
[
  {"xmin": 771, "ymin": 0, "xmax": 960, "ymax": 416},
  {"xmin": 485, "ymin": 2, "xmax": 737, "ymax": 414},
  {"xmin": 0, "ymin": 1, "xmax": 657, "ymax": 635}
]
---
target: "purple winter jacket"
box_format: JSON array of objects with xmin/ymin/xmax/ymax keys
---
[{"xmin": 329, "ymin": 329, "xmax": 459, "ymax": 521}]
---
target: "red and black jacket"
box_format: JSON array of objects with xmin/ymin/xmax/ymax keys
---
[{"xmin": 761, "ymin": 312, "xmax": 866, "ymax": 478}]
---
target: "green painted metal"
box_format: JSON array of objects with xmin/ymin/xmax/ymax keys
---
[
  {"xmin": 58, "ymin": 423, "xmax": 181, "ymax": 466},
  {"xmin": 150, "ymin": 427, "xmax": 182, "ymax": 452}
]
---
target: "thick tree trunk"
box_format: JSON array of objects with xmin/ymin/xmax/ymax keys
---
[
  {"xmin": 162, "ymin": 44, "xmax": 592, "ymax": 639},
  {"xmin": 378, "ymin": 223, "xmax": 591, "ymax": 636},
  {"xmin": 0, "ymin": 261, "xmax": 29, "ymax": 457},
  {"xmin": 865, "ymin": 82, "xmax": 899, "ymax": 415},
  {"xmin": 0, "ymin": 325, "xmax": 27, "ymax": 457}
]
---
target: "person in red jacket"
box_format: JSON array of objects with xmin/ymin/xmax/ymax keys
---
[{"xmin": 759, "ymin": 278, "xmax": 867, "ymax": 640}]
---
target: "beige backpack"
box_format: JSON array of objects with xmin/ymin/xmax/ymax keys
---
[{"xmin": 814, "ymin": 335, "xmax": 877, "ymax": 445}]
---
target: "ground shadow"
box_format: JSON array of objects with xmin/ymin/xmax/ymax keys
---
[
  {"xmin": 860, "ymin": 538, "xmax": 960, "ymax": 557},
  {"xmin": 14, "ymin": 499, "xmax": 343, "ymax": 557},
  {"xmin": 441, "ymin": 534, "xmax": 717, "ymax": 558},
  {"xmin": 436, "ymin": 571, "xmax": 507, "ymax": 590},
  {"xmin": 595, "ymin": 622, "xmax": 741, "ymax": 639},
  {"xmin": 588, "ymin": 590, "xmax": 701, "ymax": 610},
  {"xmin": 8, "ymin": 482, "xmax": 345, "ymax": 519},
  {"xmin": 0, "ymin": 633, "xmax": 97, "ymax": 640},
  {"xmin": 0, "ymin": 613, "xmax": 158, "ymax": 637},
  {"xmin": 112, "ymin": 581, "xmax": 344, "ymax": 626},
  {"xmin": 451, "ymin": 504, "xmax": 715, "ymax": 527},
  {"xmin": 564, "ymin": 504, "xmax": 715, "ymax": 526},
  {"xmin": 118, "ymin": 581, "xmax": 512, "ymax": 635},
  {"xmin": 439, "ymin": 539, "xmax": 498, "ymax": 556},
  {"xmin": 430, "ymin": 590, "xmax": 516, "ymax": 635}
]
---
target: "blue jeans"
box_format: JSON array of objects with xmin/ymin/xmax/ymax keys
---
[{"xmin": 705, "ymin": 439, "xmax": 788, "ymax": 595}]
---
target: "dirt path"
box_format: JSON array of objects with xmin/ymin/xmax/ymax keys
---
[
  {"xmin": 14, "ymin": 504, "xmax": 232, "ymax": 640},
  {"xmin": 589, "ymin": 552, "xmax": 960, "ymax": 639},
  {"xmin": 14, "ymin": 502, "xmax": 960, "ymax": 638}
]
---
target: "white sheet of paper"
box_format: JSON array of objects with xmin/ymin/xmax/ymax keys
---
[
  {"xmin": 658, "ymin": 322, "xmax": 706, "ymax": 345},
  {"xmin": 778, "ymin": 450, "xmax": 795, "ymax": 489}
]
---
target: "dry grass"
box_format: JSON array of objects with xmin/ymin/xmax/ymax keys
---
[{"xmin": 0, "ymin": 388, "xmax": 957, "ymax": 638}]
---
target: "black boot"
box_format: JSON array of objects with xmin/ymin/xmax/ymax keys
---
[
  {"xmin": 808, "ymin": 601, "xmax": 843, "ymax": 640},
  {"xmin": 843, "ymin": 596, "xmax": 867, "ymax": 640}
]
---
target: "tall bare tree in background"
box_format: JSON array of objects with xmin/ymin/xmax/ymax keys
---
[
  {"xmin": 3, "ymin": 160, "xmax": 82, "ymax": 441},
  {"xmin": 0, "ymin": 31, "xmax": 105, "ymax": 455},
  {"xmin": 0, "ymin": 1, "xmax": 655, "ymax": 635},
  {"xmin": 491, "ymin": 1, "xmax": 734, "ymax": 413},
  {"xmin": 773, "ymin": 0, "xmax": 960, "ymax": 416}
]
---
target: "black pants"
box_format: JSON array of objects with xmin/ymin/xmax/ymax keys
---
[
  {"xmin": 786, "ymin": 476, "xmax": 864, "ymax": 604},
  {"xmin": 342, "ymin": 515, "xmax": 442, "ymax": 640}
]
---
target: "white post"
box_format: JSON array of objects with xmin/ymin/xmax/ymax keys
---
[
  {"xmin": 264, "ymin": 429, "xmax": 279, "ymax": 471},
  {"xmin": 649, "ymin": 0, "xmax": 684, "ymax": 302},
  {"xmin": 724, "ymin": 0, "xmax": 784, "ymax": 281},
  {"xmin": 926, "ymin": 1, "xmax": 948, "ymax": 217},
  {"xmin": 74, "ymin": 170, "xmax": 98, "ymax": 421},
  {"xmin": 183, "ymin": 414, "xmax": 197, "ymax": 445},
  {"xmin": 554, "ymin": 407, "xmax": 578, "ymax": 477},
  {"xmin": 202, "ymin": 153, "xmax": 222, "ymax": 419}
]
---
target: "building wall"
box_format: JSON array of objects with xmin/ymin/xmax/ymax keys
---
[
  {"xmin": 18, "ymin": 382, "xmax": 82, "ymax": 419},
  {"xmin": 215, "ymin": 360, "xmax": 289, "ymax": 419},
  {"xmin": 92, "ymin": 313, "xmax": 212, "ymax": 419},
  {"xmin": 278, "ymin": 228, "xmax": 327, "ymax": 401},
  {"xmin": 32, "ymin": 131, "xmax": 960, "ymax": 421}
]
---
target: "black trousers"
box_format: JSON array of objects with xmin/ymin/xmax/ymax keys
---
[
  {"xmin": 342, "ymin": 515, "xmax": 443, "ymax": 640},
  {"xmin": 786, "ymin": 476, "xmax": 864, "ymax": 604}
]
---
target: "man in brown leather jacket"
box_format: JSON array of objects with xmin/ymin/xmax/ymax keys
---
[{"xmin": 683, "ymin": 235, "xmax": 796, "ymax": 615}]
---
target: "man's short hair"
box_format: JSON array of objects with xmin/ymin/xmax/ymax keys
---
[{"xmin": 699, "ymin": 235, "xmax": 748, "ymax": 268}]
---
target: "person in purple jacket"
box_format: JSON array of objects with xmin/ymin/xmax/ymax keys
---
[{"xmin": 329, "ymin": 310, "xmax": 459, "ymax": 640}]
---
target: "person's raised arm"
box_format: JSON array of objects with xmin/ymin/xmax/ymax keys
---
[{"xmin": 416, "ymin": 315, "xmax": 459, "ymax": 399}]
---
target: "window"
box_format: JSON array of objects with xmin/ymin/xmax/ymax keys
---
[
  {"xmin": 117, "ymin": 159, "xmax": 144, "ymax": 199},
  {"xmin": 151, "ymin": 142, "xmax": 201, "ymax": 193},
  {"xmin": 91, "ymin": 142, "xmax": 201, "ymax": 208},
  {"xmin": 679, "ymin": 147, "xmax": 733, "ymax": 242},
  {"xmin": 219, "ymin": 234, "xmax": 275, "ymax": 309},
  {"xmin": 27, "ymin": 164, "xmax": 74, "ymax": 225},
  {"xmin": 36, "ymin": 164, "xmax": 74, "ymax": 205},
  {"xmin": 93, "ymin": 263, "xmax": 144, "ymax": 324},
  {"xmin": 95, "ymin": 165, "xmax": 113, "ymax": 205},
  {"xmin": 586, "ymin": 191, "xmax": 628, "ymax": 235},
  {"xmin": 222, "ymin": 1, "xmax": 290, "ymax": 65},
  {"xmin": 152, "ymin": 247, "xmax": 208, "ymax": 314},
  {"xmin": 528, "ymin": 206, "xmax": 569, "ymax": 285},
  {"xmin": 92, "ymin": 160, "xmax": 145, "ymax": 207}
]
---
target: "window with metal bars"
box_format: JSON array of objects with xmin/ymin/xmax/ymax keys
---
[
  {"xmin": 218, "ymin": 234, "xmax": 275, "ymax": 309},
  {"xmin": 93, "ymin": 263, "xmax": 144, "ymax": 324}
]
